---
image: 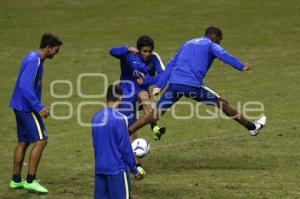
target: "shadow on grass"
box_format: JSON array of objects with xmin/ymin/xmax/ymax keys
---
[{"xmin": 149, "ymin": 153, "xmax": 275, "ymax": 173}]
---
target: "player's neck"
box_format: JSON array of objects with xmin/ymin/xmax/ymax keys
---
[
  {"xmin": 107, "ymin": 102, "xmax": 119, "ymax": 109},
  {"xmin": 38, "ymin": 49, "xmax": 47, "ymax": 60}
]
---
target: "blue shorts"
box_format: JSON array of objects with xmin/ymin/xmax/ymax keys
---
[
  {"xmin": 94, "ymin": 171, "xmax": 132, "ymax": 199},
  {"xmin": 119, "ymin": 94, "xmax": 138, "ymax": 126},
  {"xmin": 13, "ymin": 110, "xmax": 48, "ymax": 143},
  {"xmin": 157, "ymin": 83, "xmax": 220, "ymax": 110}
]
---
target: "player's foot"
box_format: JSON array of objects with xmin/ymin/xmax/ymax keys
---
[
  {"xmin": 10, "ymin": 180, "xmax": 24, "ymax": 189},
  {"xmin": 152, "ymin": 125, "xmax": 166, "ymax": 140},
  {"xmin": 23, "ymin": 180, "xmax": 48, "ymax": 194},
  {"xmin": 249, "ymin": 116, "xmax": 267, "ymax": 136}
]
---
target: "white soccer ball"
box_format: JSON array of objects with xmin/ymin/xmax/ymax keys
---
[{"xmin": 131, "ymin": 138, "xmax": 150, "ymax": 158}]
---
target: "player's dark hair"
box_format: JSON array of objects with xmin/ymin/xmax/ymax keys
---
[
  {"xmin": 204, "ymin": 26, "xmax": 223, "ymax": 40},
  {"xmin": 136, "ymin": 35, "xmax": 154, "ymax": 50},
  {"xmin": 40, "ymin": 33, "xmax": 63, "ymax": 48},
  {"xmin": 106, "ymin": 84, "xmax": 123, "ymax": 102}
]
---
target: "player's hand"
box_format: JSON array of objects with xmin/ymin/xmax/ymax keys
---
[
  {"xmin": 137, "ymin": 77, "xmax": 144, "ymax": 85},
  {"xmin": 39, "ymin": 107, "xmax": 50, "ymax": 119},
  {"xmin": 128, "ymin": 47, "xmax": 139, "ymax": 55},
  {"xmin": 243, "ymin": 63, "xmax": 252, "ymax": 71},
  {"xmin": 151, "ymin": 87, "xmax": 161, "ymax": 96},
  {"xmin": 135, "ymin": 172, "xmax": 143, "ymax": 181},
  {"xmin": 135, "ymin": 166, "xmax": 146, "ymax": 181}
]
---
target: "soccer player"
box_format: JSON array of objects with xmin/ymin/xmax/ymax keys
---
[
  {"xmin": 128, "ymin": 26, "xmax": 267, "ymax": 136},
  {"xmin": 91, "ymin": 85, "xmax": 145, "ymax": 199},
  {"xmin": 9, "ymin": 33, "xmax": 62, "ymax": 193},
  {"xmin": 109, "ymin": 35, "xmax": 166, "ymax": 141}
]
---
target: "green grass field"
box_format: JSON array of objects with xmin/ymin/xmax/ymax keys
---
[{"xmin": 1, "ymin": 0, "xmax": 300, "ymax": 198}]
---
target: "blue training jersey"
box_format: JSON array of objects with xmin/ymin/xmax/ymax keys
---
[
  {"xmin": 109, "ymin": 46, "xmax": 165, "ymax": 95},
  {"xmin": 91, "ymin": 107, "xmax": 138, "ymax": 175},
  {"xmin": 156, "ymin": 36, "xmax": 245, "ymax": 89},
  {"xmin": 10, "ymin": 51, "xmax": 45, "ymax": 113}
]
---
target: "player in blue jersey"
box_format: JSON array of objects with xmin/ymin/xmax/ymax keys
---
[
  {"xmin": 109, "ymin": 35, "xmax": 166, "ymax": 142},
  {"xmin": 128, "ymin": 26, "xmax": 266, "ymax": 137},
  {"xmin": 92, "ymin": 85, "xmax": 145, "ymax": 199},
  {"xmin": 9, "ymin": 33, "xmax": 62, "ymax": 193}
]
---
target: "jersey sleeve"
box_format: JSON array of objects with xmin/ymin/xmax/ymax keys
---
[
  {"xmin": 117, "ymin": 116, "xmax": 138, "ymax": 175},
  {"xmin": 109, "ymin": 46, "xmax": 129, "ymax": 60},
  {"xmin": 142, "ymin": 76, "xmax": 160, "ymax": 87},
  {"xmin": 140, "ymin": 52, "xmax": 165, "ymax": 87},
  {"xmin": 18, "ymin": 57, "xmax": 45, "ymax": 113},
  {"xmin": 210, "ymin": 43, "xmax": 245, "ymax": 71}
]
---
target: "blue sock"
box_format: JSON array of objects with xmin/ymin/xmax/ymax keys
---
[
  {"xmin": 26, "ymin": 174, "xmax": 36, "ymax": 183},
  {"xmin": 12, "ymin": 174, "xmax": 22, "ymax": 183}
]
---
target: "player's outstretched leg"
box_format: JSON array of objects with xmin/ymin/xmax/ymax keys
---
[
  {"xmin": 129, "ymin": 107, "xmax": 161, "ymax": 136},
  {"xmin": 138, "ymin": 91, "xmax": 166, "ymax": 140},
  {"xmin": 23, "ymin": 140, "xmax": 48, "ymax": 193},
  {"xmin": 10, "ymin": 142, "xmax": 29, "ymax": 189},
  {"xmin": 218, "ymin": 97, "xmax": 266, "ymax": 136}
]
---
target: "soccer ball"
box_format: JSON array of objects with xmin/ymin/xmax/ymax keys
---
[{"xmin": 131, "ymin": 138, "xmax": 150, "ymax": 158}]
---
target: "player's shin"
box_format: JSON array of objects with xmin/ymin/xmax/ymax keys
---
[
  {"xmin": 218, "ymin": 98, "xmax": 254, "ymax": 129},
  {"xmin": 13, "ymin": 143, "xmax": 29, "ymax": 176},
  {"xmin": 27, "ymin": 140, "xmax": 47, "ymax": 181},
  {"xmin": 129, "ymin": 108, "xmax": 159, "ymax": 135}
]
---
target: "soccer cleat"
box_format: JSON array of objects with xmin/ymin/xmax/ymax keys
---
[
  {"xmin": 10, "ymin": 180, "xmax": 24, "ymax": 189},
  {"xmin": 249, "ymin": 116, "xmax": 267, "ymax": 136},
  {"xmin": 152, "ymin": 125, "xmax": 166, "ymax": 140},
  {"xmin": 23, "ymin": 180, "xmax": 48, "ymax": 193}
]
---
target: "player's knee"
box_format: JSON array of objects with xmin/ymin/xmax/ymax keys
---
[
  {"xmin": 141, "ymin": 102, "xmax": 153, "ymax": 112},
  {"xmin": 36, "ymin": 139, "xmax": 47, "ymax": 148},
  {"xmin": 138, "ymin": 90, "xmax": 149, "ymax": 99},
  {"xmin": 43, "ymin": 140, "xmax": 48, "ymax": 147},
  {"xmin": 218, "ymin": 97, "xmax": 229, "ymax": 108}
]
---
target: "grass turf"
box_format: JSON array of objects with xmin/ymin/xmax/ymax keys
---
[{"xmin": 0, "ymin": 0, "xmax": 300, "ymax": 198}]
